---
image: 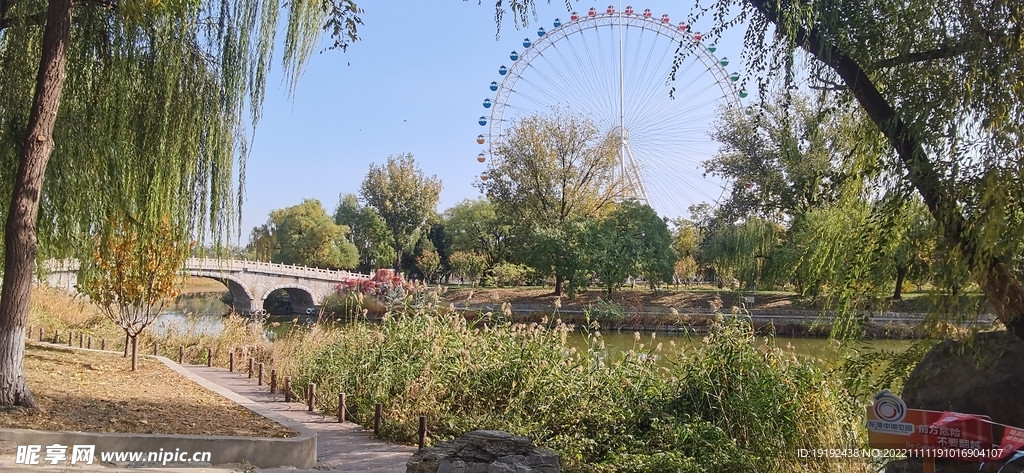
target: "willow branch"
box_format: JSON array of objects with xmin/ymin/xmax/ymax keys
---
[{"xmin": 870, "ymin": 27, "xmax": 1019, "ymax": 70}]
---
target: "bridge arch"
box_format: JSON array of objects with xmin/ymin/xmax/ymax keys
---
[
  {"xmin": 185, "ymin": 270, "xmax": 257, "ymax": 313},
  {"xmin": 261, "ymin": 284, "xmax": 318, "ymax": 315}
]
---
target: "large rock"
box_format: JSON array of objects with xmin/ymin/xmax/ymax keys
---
[
  {"xmin": 406, "ymin": 430, "xmax": 560, "ymax": 473},
  {"xmin": 901, "ymin": 330, "xmax": 1024, "ymax": 428},
  {"xmin": 886, "ymin": 331, "xmax": 1024, "ymax": 473}
]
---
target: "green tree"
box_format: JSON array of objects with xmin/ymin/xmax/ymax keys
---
[
  {"xmin": 334, "ymin": 193, "xmax": 395, "ymax": 273},
  {"xmin": 523, "ymin": 218, "xmax": 595, "ymax": 298},
  {"xmin": 443, "ymin": 198, "xmax": 511, "ymax": 266},
  {"xmin": 0, "ymin": 0, "xmax": 363, "ymax": 406},
  {"xmin": 359, "ymin": 153, "xmax": 442, "ymax": 270},
  {"xmin": 706, "ymin": 93, "xmax": 878, "ymax": 223},
  {"xmin": 252, "ymin": 199, "xmax": 358, "ymax": 270},
  {"xmin": 480, "ymin": 109, "xmax": 623, "ymax": 295},
  {"xmin": 700, "ymin": 218, "xmax": 785, "ymax": 291},
  {"xmin": 591, "ymin": 201, "xmax": 677, "ymax": 294}
]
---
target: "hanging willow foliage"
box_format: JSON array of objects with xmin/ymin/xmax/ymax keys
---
[{"xmin": 0, "ymin": 0, "xmax": 363, "ymax": 261}]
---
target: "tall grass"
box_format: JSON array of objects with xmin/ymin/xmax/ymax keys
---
[
  {"xmin": 28, "ymin": 288, "xmax": 871, "ymax": 472},
  {"xmin": 285, "ymin": 306, "xmax": 869, "ymax": 473}
]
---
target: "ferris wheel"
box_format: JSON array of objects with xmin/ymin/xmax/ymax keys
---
[{"xmin": 474, "ymin": 5, "xmax": 747, "ymax": 220}]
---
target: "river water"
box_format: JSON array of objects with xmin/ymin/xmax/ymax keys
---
[{"xmin": 156, "ymin": 294, "xmax": 912, "ymax": 364}]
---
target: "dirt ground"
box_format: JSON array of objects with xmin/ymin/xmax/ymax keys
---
[{"xmin": 0, "ymin": 343, "xmax": 295, "ymax": 438}]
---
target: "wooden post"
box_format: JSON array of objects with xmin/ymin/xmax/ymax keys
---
[
  {"xmin": 258, "ymin": 363, "xmax": 264, "ymax": 386},
  {"xmin": 101, "ymin": 339, "xmax": 106, "ymax": 351},
  {"xmin": 67, "ymin": 330, "xmax": 73, "ymax": 346},
  {"xmin": 338, "ymin": 393, "xmax": 346, "ymax": 423},
  {"xmin": 374, "ymin": 403, "xmax": 382, "ymax": 436},
  {"xmin": 79, "ymin": 333, "xmax": 84, "ymax": 348},
  {"xmin": 229, "ymin": 352, "xmax": 235, "ymax": 372},
  {"xmin": 307, "ymin": 383, "xmax": 316, "ymax": 412},
  {"xmin": 270, "ymin": 370, "xmax": 277, "ymax": 393},
  {"xmin": 153, "ymin": 342, "xmax": 158, "ymax": 356},
  {"xmin": 418, "ymin": 416, "xmax": 426, "ymax": 449},
  {"xmin": 178, "ymin": 345, "xmax": 184, "ymax": 364},
  {"xmin": 26, "ymin": 326, "xmax": 31, "ymax": 339},
  {"xmin": 248, "ymin": 358, "xmax": 254, "ymax": 378},
  {"xmin": 53, "ymin": 329, "xmax": 59, "ymax": 344},
  {"xmin": 206, "ymin": 348, "xmax": 212, "ymax": 367},
  {"xmin": 284, "ymin": 377, "xmax": 292, "ymax": 402},
  {"xmin": 38, "ymin": 327, "xmax": 43, "ymax": 341},
  {"xmin": 87, "ymin": 336, "xmax": 92, "ymax": 349}
]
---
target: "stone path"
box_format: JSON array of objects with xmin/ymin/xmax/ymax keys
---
[{"xmin": 178, "ymin": 364, "xmax": 415, "ymax": 472}]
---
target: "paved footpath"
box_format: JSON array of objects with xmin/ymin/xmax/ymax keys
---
[
  {"xmin": 0, "ymin": 361, "xmax": 415, "ymax": 473},
  {"xmin": 180, "ymin": 364, "xmax": 416, "ymax": 472}
]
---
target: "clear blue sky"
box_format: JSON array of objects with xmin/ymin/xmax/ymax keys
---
[{"xmin": 239, "ymin": 1, "xmax": 750, "ymax": 245}]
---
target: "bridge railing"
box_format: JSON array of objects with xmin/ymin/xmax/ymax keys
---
[
  {"xmin": 42, "ymin": 258, "xmax": 372, "ymax": 281},
  {"xmin": 185, "ymin": 258, "xmax": 372, "ymax": 281}
]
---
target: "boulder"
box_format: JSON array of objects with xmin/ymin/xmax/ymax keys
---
[
  {"xmin": 406, "ymin": 430, "xmax": 560, "ymax": 473},
  {"xmin": 885, "ymin": 330, "xmax": 1024, "ymax": 473},
  {"xmin": 901, "ymin": 330, "xmax": 1024, "ymax": 428}
]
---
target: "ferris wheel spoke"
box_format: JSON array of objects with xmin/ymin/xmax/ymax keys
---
[
  {"xmin": 544, "ymin": 41, "xmax": 608, "ymax": 110},
  {"xmin": 626, "ymin": 34, "xmax": 677, "ymax": 122},
  {"xmin": 629, "ymin": 52, "xmax": 703, "ymax": 125},
  {"xmin": 483, "ymin": 13, "xmax": 741, "ymax": 217},
  {"xmin": 582, "ymin": 26, "xmax": 619, "ymax": 126},
  {"xmin": 630, "ymin": 83, "xmax": 723, "ymax": 129},
  {"xmin": 518, "ymin": 61, "xmax": 590, "ymax": 112}
]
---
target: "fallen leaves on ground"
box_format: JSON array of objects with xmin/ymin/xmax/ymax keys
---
[{"xmin": 0, "ymin": 343, "xmax": 296, "ymax": 438}]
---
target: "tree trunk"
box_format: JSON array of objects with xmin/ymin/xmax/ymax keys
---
[
  {"xmin": 0, "ymin": 0, "xmax": 73, "ymax": 409},
  {"xmin": 747, "ymin": 0, "xmax": 1024, "ymax": 339},
  {"xmin": 123, "ymin": 331, "xmax": 129, "ymax": 357},
  {"xmin": 893, "ymin": 266, "xmax": 908, "ymax": 300},
  {"xmin": 130, "ymin": 335, "xmax": 139, "ymax": 371},
  {"xmin": 553, "ymin": 274, "xmax": 563, "ymax": 296}
]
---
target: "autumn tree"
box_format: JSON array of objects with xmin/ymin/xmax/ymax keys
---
[
  {"xmin": 359, "ymin": 153, "xmax": 442, "ymax": 270},
  {"xmin": 78, "ymin": 216, "xmax": 190, "ymax": 371},
  {"xmin": 415, "ymin": 239, "xmax": 443, "ymax": 284},
  {"xmin": 0, "ymin": 0, "xmax": 363, "ymax": 406},
  {"xmin": 448, "ymin": 251, "xmax": 488, "ymax": 286},
  {"xmin": 479, "ymin": 109, "xmax": 624, "ymax": 295}
]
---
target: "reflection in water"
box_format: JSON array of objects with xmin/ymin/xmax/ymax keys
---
[{"xmin": 152, "ymin": 294, "xmax": 232, "ymax": 336}]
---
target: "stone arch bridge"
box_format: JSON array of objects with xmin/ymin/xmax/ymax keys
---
[{"xmin": 41, "ymin": 258, "xmax": 372, "ymax": 314}]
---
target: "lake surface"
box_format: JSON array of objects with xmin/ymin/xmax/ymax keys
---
[{"xmin": 156, "ymin": 294, "xmax": 912, "ymax": 363}]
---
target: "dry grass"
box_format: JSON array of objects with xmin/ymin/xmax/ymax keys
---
[{"xmin": 0, "ymin": 343, "xmax": 295, "ymax": 438}]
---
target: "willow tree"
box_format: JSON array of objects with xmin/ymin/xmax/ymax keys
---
[
  {"xmin": 0, "ymin": 0, "xmax": 363, "ymax": 407},
  {"xmin": 494, "ymin": 0, "xmax": 1024, "ymax": 338}
]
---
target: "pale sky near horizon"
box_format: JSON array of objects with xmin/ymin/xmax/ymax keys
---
[{"xmin": 238, "ymin": 0, "xmax": 752, "ymax": 245}]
